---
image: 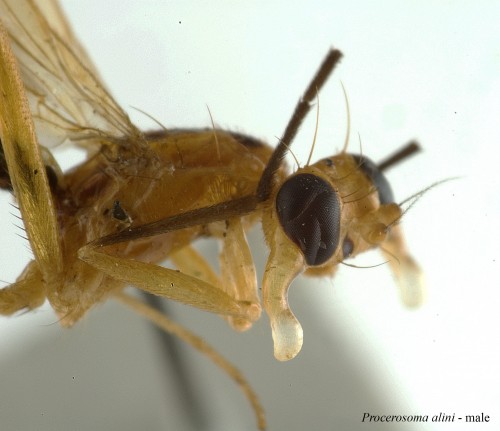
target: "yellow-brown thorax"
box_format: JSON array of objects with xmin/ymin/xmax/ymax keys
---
[{"xmin": 50, "ymin": 130, "xmax": 275, "ymax": 324}]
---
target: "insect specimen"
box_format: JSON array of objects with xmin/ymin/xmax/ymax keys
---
[{"xmin": 0, "ymin": 1, "xmax": 425, "ymax": 429}]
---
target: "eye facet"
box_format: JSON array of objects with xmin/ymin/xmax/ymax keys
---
[
  {"xmin": 351, "ymin": 154, "xmax": 394, "ymax": 204},
  {"xmin": 276, "ymin": 173, "xmax": 341, "ymax": 266}
]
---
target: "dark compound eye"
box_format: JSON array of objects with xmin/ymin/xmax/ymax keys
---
[
  {"xmin": 276, "ymin": 173, "xmax": 341, "ymax": 266},
  {"xmin": 350, "ymin": 154, "xmax": 394, "ymax": 204}
]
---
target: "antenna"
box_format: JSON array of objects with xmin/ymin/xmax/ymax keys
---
[{"xmin": 256, "ymin": 48, "xmax": 343, "ymax": 201}]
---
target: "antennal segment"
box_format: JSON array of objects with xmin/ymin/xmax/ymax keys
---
[
  {"xmin": 378, "ymin": 140, "xmax": 421, "ymax": 172},
  {"xmin": 257, "ymin": 48, "xmax": 343, "ymax": 201}
]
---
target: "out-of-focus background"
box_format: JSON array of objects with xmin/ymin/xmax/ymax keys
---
[{"xmin": 1, "ymin": 1, "xmax": 499, "ymax": 430}]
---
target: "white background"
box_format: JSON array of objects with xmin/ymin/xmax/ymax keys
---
[{"xmin": 1, "ymin": 1, "xmax": 499, "ymax": 430}]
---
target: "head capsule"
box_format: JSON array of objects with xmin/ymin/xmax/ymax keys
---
[{"xmin": 261, "ymin": 151, "xmax": 402, "ymax": 361}]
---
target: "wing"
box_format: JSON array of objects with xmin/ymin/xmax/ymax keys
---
[{"xmin": 0, "ymin": 0, "xmax": 143, "ymax": 151}]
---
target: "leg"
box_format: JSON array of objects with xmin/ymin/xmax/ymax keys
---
[
  {"xmin": 114, "ymin": 291, "xmax": 266, "ymax": 431},
  {"xmin": 218, "ymin": 217, "xmax": 260, "ymax": 331},
  {"xmin": 169, "ymin": 242, "xmax": 257, "ymax": 330},
  {"xmin": 154, "ymin": 217, "xmax": 261, "ymax": 331},
  {"xmin": 77, "ymin": 244, "xmax": 260, "ymax": 322},
  {"xmin": 0, "ymin": 261, "xmax": 46, "ymax": 315}
]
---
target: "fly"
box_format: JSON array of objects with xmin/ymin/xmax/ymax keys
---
[{"xmin": 0, "ymin": 1, "xmax": 425, "ymax": 429}]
